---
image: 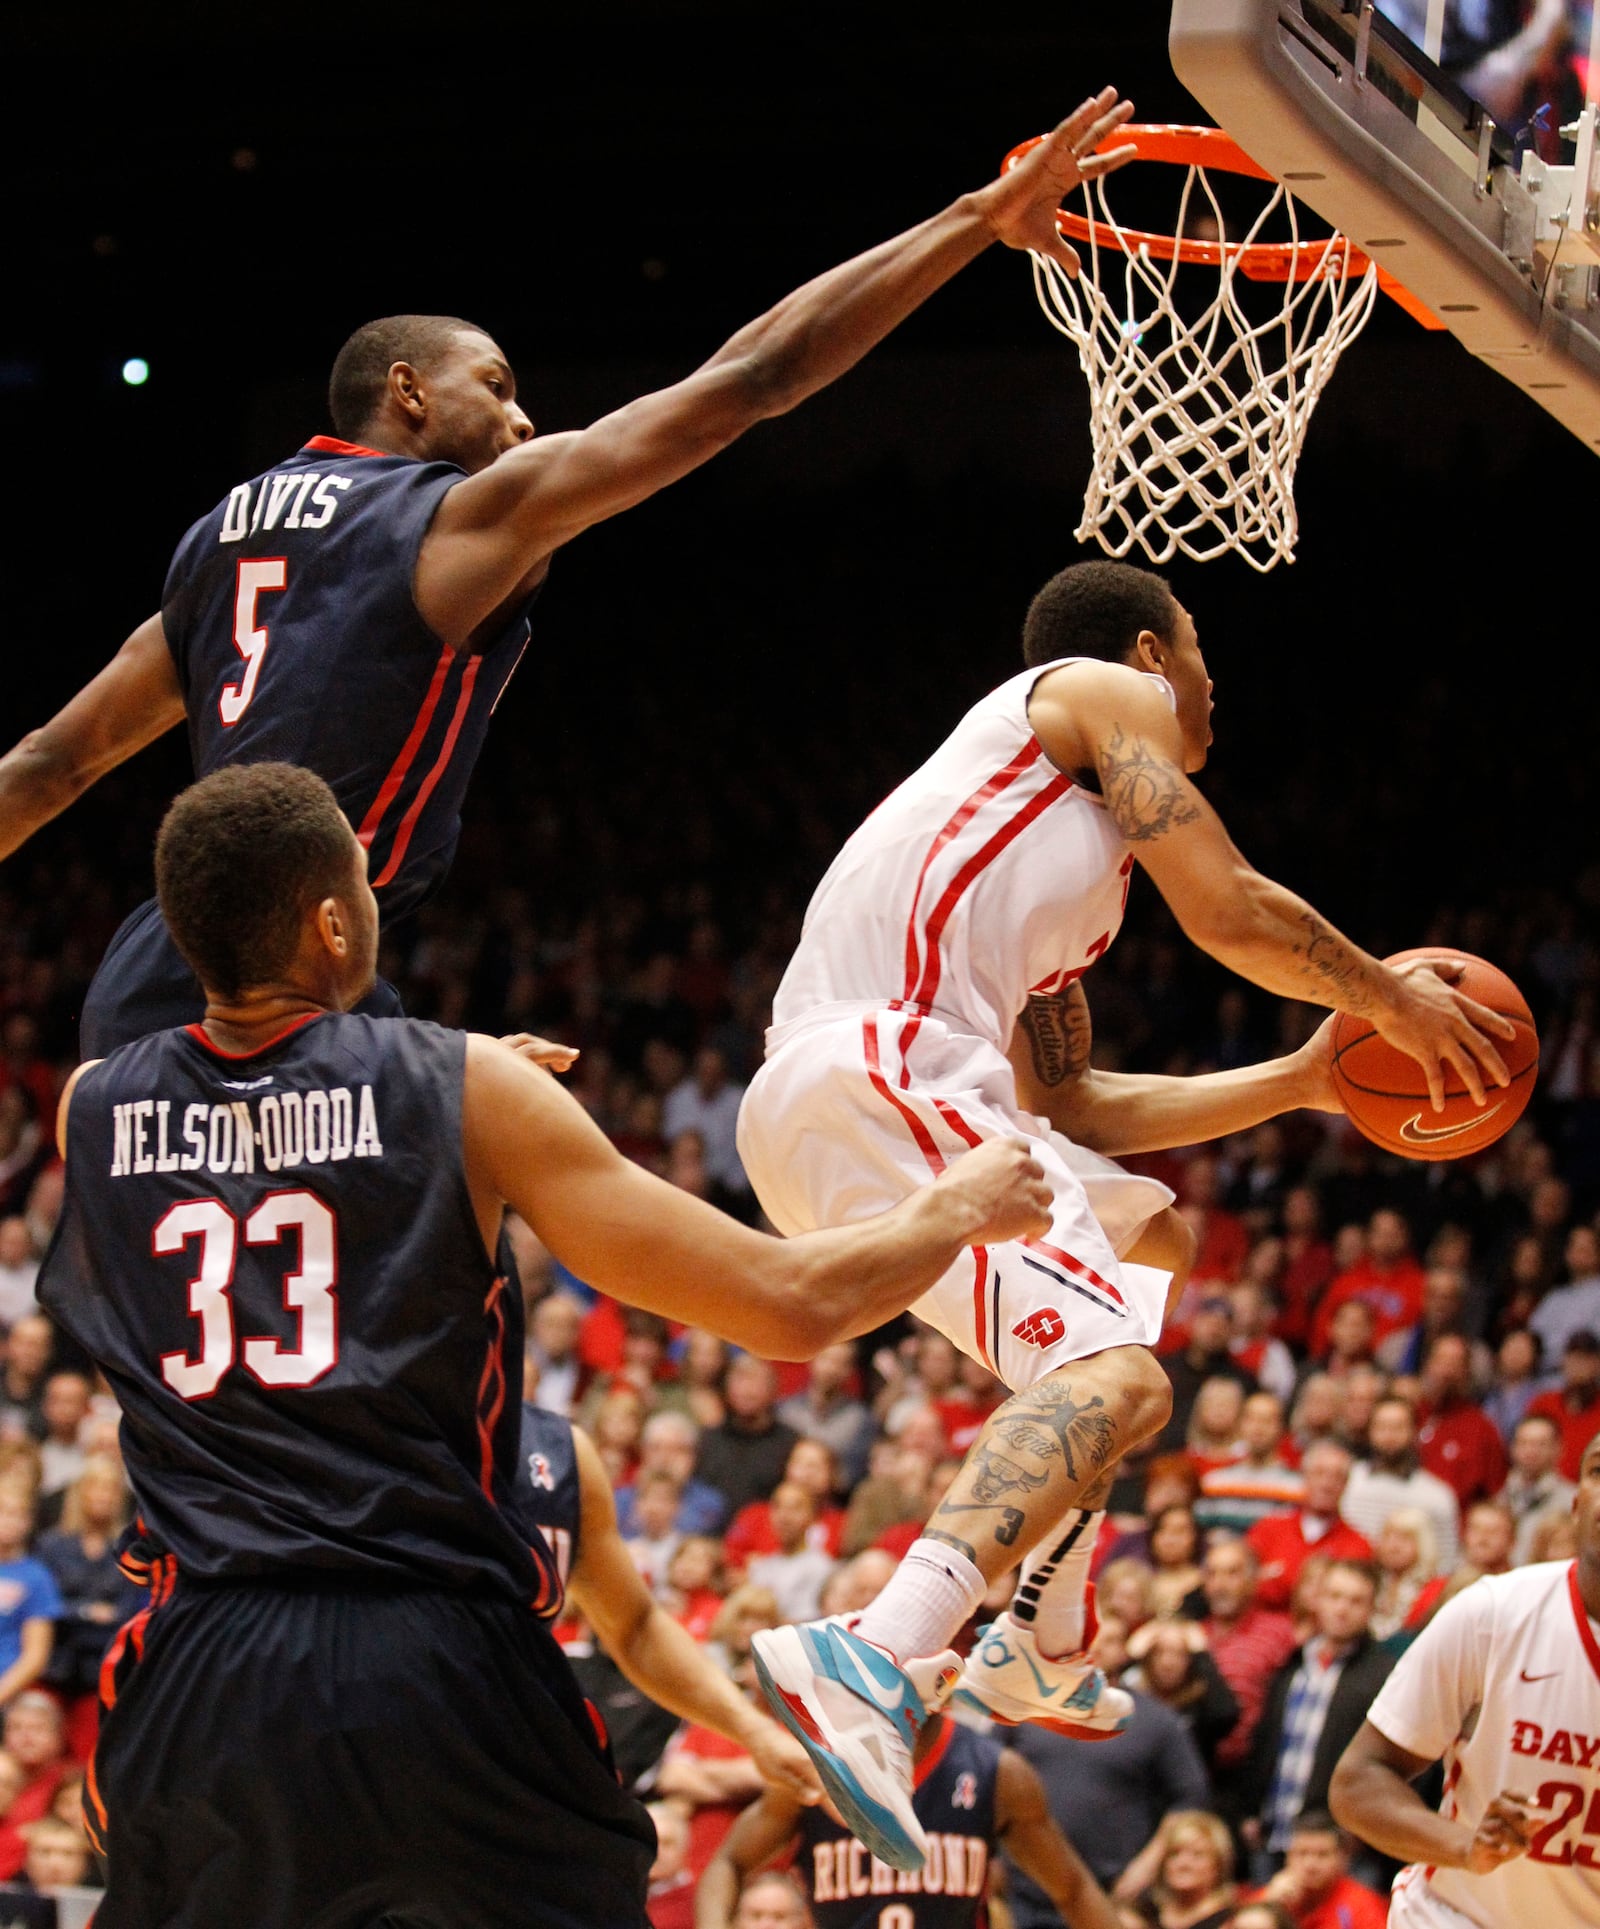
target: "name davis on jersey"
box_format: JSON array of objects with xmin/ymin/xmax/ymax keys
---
[
  {"xmin": 218, "ymin": 470, "xmax": 352, "ymax": 542},
  {"xmin": 108, "ymin": 1085, "xmax": 384, "ymax": 1178}
]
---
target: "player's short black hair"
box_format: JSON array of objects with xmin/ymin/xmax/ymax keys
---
[
  {"xmin": 156, "ymin": 764, "xmax": 360, "ymax": 1000},
  {"xmin": 1021, "ymin": 560, "xmax": 1181, "ymax": 669},
  {"xmin": 328, "ymin": 314, "xmax": 482, "ymax": 439}
]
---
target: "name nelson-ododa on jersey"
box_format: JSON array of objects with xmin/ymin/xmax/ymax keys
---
[{"xmin": 106, "ymin": 1083, "xmax": 385, "ymax": 1179}]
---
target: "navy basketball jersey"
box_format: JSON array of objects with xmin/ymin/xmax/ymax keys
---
[
  {"xmin": 161, "ymin": 437, "xmax": 538, "ymax": 923},
  {"xmin": 798, "ymin": 1720, "xmax": 999, "ymax": 1929},
  {"xmin": 38, "ymin": 1012, "xmax": 559, "ymax": 1611},
  {"xmin": 505, "ymin": 1402, "xmax": 582, "ymax": 1588}
]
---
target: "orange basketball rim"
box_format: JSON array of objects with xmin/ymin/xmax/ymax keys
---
[{"xmin": 1006, "ymin": 124, "xmax": 1442, "ymax": 327}]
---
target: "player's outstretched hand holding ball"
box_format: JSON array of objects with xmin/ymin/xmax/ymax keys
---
[
  {"xmin": 934, "ymin": 1137, "xmax": 1053, "ymax": 1248},
  {"xmin": 978, "ymin": 88, "xmax": 1138, "ymax": 273},
  {"xmin": 1332, "ymin": 950, "xmax": 1537, "ymax": 1159}
]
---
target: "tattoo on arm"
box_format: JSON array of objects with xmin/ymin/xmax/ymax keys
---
[
  {"xmin": 1020, "ymin": 984, "xmax": 1093, "ymax": 1088},
  {"xmin": 1097, "ymin": 725, "xmax": 1202, "ymax": 845},
  {"xmin": 1291, "ymin": 910, "xmax": 1377, "ymax": 1015}
]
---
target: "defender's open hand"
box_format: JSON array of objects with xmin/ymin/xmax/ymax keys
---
[{"xmin": 977, "ymin": 89, "xmax": 1137, "ymax": 272}]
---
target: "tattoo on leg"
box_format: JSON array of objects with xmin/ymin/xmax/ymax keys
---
[
  {"xmin": 989, "ymin": 1414, "xmax": 1065, "ymax": 1465},
  {"xmin": 926, "ymin": 1374, "xmax": 1131, "ymax": 1562},
  {"xmin": 999, "ymin": 1383, "xmax": 1119, "ymax": 1485},
  {"xmin": 933, "ymin": 1500, "xmax": 1027, "ymax": 1547},
  {"xmin": 923, "ymin": 1528, "xmax": 979, "ymax": 1565}
]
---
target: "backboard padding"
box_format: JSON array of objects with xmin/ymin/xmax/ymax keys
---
[{"xmin": 1170, "ymin": 0, "xmax": 1600, "ymax": 447}]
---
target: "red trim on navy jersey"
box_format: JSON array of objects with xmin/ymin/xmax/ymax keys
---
[
  {"xmin": 913, "ymin": 1716, "xmax": 956, "ymax": 1788},
  {"xmin": 357, "ymin": 645, "xmax": 456, "ymax": 868},
  {"xmin": 909, "ymin": 770, "xmax": 1073, "ymax": 1011},
  {"xmin": 477, "ymin": 1277, "xmax": 508, "ymax": 1498},
  {"xmin": 902, "ymin": 741, "xmax": 1049, "ymax": 1003},
  {"xmin": 370, "ymin": 655, "xmax": 481, "ymax": 890},
  {"xmin": 1567, "ymin": 1562, "xmax": 1600, "ymax": 1686},
  {"xmin": 302, "ymin": 435, "xmax": 391, "ymax": 459},
  {"xmin": 183, "ymin": 1013, "xmax": 323, "ymax": 1061}
]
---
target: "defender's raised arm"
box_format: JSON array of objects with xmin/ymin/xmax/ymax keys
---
[
  {"xmin": 413, "ymin": 92, "xmax": 1137, "ymax": 643},
  {"xmin": 461, "ymin": 1033, "xmax": 1050, "ymax": 1360}
]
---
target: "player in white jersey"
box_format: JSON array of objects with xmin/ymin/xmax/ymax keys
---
[
  {"xmin": 739, "ymin": 560, "xmax": 1517, "ymax": 1875},
  {"xmin": 1331, "ymin": 1431, "xmax": 1600, "ymax": 1928}
]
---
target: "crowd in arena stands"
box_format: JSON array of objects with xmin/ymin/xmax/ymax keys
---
[{"xmin": 0, "ymin": 522, "xmax": 1597, "ymax": 1922}]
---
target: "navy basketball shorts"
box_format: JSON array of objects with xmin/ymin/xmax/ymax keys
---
[
  {"xmin": 88, "ymin": 1579, "xmax": 654, "ymax": 1929},
  {"xmin": 80, "ymin": 897, "xmax": 405, "ymax": 1059}
]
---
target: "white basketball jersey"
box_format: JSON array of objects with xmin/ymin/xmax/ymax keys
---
[
  {"xmin": 1370, "ymin": 1561, "xmax": 1600, "ymax": 1929},
  {"xmin": 771, "ymin": 660, "xmax": 1172, "ymax": 1049}
]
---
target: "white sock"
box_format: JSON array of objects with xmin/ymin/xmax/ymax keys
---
[
  {"xmin": 1011, "ymin": 1510, "xmax": 1103, "ymax": 1660},
  {"xmin": 851, "ymin": 1538, "xmax": 986, "ymax": 1664}
]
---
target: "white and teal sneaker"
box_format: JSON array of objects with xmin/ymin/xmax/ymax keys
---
[
  {"xmin": 751, "ymin": 1619, "xmax": 961, "ymax": 1872},
  {"xmin": 949, "ymin": 1611, "xmax": 1132, "ymax": 1740}
]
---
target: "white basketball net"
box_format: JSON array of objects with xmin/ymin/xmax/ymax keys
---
[{"xmin": 1032, "ymin": 159, "xmax": 1381, "ymax": 572}]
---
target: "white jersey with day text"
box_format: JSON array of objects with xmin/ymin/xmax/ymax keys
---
[
  {"xmin": 1369, "ymin": 1561, "xmax": 1600, "ymax": 1929},
  {"xmin": 769, "ymin": 659, "xmax": 1175, "ymax": 1052}
]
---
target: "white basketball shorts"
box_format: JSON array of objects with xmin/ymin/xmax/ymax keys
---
[{"xmin": 736, "ymin": 1006, "xmax": 1173, "ymax": 1392}]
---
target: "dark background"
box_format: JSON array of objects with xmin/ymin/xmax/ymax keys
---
[{"xmin": 0, "ymin": 2, "xmax": 1592, "ymax": 1013}]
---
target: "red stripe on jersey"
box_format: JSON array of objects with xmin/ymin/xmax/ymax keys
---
[
  {"xmin": 301, "ymin": 435, "xmax": 390, "ymax": 459},
  {"xmin": 370, "ymin": 655, "xmax": 482, "ymax": 890},
  {"xmin": 1024, "ymin": 1234, "xmax": 1126, "ymax": 1307},
  {"xmin": 971, "ymin": 1246, "xmax": 992, "ymax": 1377},
  {"xmin": 357, "ymin": 645, "xmax": 456, "ymax": 865},
  {"xmin": 184, "ymin": 1013, "xmax": 323, "ymax": 1060},
  {"xmin": 896, "ymin": 1012, "xmax": 924, "ymax": 1088},
  {"xmin": 1568, "ymin": 1562, "xmax": 1600, "ymax": 1684},
  {"xmin": 863, "ymin": 1016, "xmax": 946, "ymax": 1174},
  {"xmin": 932, "ymin": 1099, "xmax": 984, "ymax": 1149},
  {"xmin": 864, "ymin": 1018, "xmax": 998, "ymax": 1372},
  {"xmin": 901, "ymin": 742, "xmax": 1048, "ymax": 1002},
  {"xmin": 909, "ymin": 769, "xmax": 1074, "ymax": 1012}
]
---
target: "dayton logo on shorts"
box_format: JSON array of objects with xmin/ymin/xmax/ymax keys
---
[{"xmin": 1012, "ymin": 1308, "xmax": 1066, "ymax": 1349}]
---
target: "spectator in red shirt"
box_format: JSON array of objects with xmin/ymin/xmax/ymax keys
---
[
  {"xmin": 1524, "ymin": 1329, "xmax": 1600, "ymax": 1479},
  {"xmin": 722, "ymin": 1439, "xmax": 845, "ymax": 1571},
  {"xmin": 1253, "ymin": 1813, "xmax": 1386, "ymax": 1929},
  {"xmin": 1276, "ymin": 1186, "xmax": 1335, "ymax": 1352},
  {"xmin": 1179, "ymin": 1154, "xmax": 1253, "ymax": 1286},
  {"xmin": 1316, "ymin": 1300, "xmax": 1379, "ymax": 1383},
  {"xmin": 1199, "ymin": 1538, "xmax": 1300, "ymax": 1792},
  {"xmin": 1414, "ymin": 1334, "xmax": 1508, "ymax": 1506},
  {"xmin": 1310, "ymin": 1209, "xmax": 1425, "ymax": 1358},
  {"xmin": 0, "ymin": 1691, "xmax": 70, "ymax": 1880},
  {"xmin": 1247, "ymin": 1441, "xmax": 1373, "ymax": 1615}
]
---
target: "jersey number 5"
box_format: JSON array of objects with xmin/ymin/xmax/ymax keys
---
[
  {"xmin": 154, "ymin": 1191, "xmax": 338, "ymax": 1400},
  {"xmin": 221, "ymin": 557, "xmax": 288, "ymax": 726}
]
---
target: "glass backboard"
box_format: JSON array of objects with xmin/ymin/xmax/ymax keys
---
[{"xmin": 1169, "ymin": 0, "xmax": 1600, "ymax": 448}]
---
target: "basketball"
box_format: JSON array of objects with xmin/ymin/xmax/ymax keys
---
[{"xmin": 1329, "ymin": 948, "xmax": 1539, "ymax": 1161}]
